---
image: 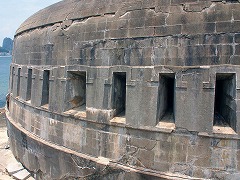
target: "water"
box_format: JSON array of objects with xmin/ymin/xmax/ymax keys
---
[{"xmin": 0, "ymin": 56, "xmax": 11, "ymax": 108}]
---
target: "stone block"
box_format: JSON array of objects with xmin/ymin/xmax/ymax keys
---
[
  {"xmin": 172, "ymin": 152, "xmax": 187, "ymax": 164},
  {"xmin": 204, "ymin": 5, "xmax": 232, "ymax": 22},
  {"xmin": 235, "ymin": 45, "xmax": 240, "ymax": 56},
  {"xmin": 184, "ymin": 2, "xmax": 212, "ymax": 12},
  {"xmin": 117, "ymin": 1, "xmax": 142, "ymax": 17},
  {"xmin": 219, "ymin": 34, "xmax": 234, "ymax": 44},
  {"xmin": 6, "ymin": 162, "xmax": 24, "ymax": 175},
  {"xmin": 106, "ymin": 29, "xmax": 128, "ymax": 39},
  {"xmin": 129, "ymin": 18, "xmax": 144, "ymax": 29},
  {"xmin": 142, "ymin": 0, "xmax": 156, "ymax": 8},
  {"xmin": 106, "ymin": 19, "xmax": 128, "ymax": 31},
  {"xmin": 12, "ymin": 169, "xmax": 31, "ymax": 180},
  {"xmin": 235, "ymin": 34, "xmax": 240, "ymax": 44},
  {"xmin": 171, "ymin": 13, "xmax": 204, "ymax": 26},
  {"xmin": 170, "ymin": 162, "xmax": 194, "ymax": 177},
  {"xmin": 145, "ymin": 15, "xmax": 166, "ymax": 27},
  {"xmin": 217, "ymin": 139, "xmax": 238, "ymax": 149},
  {"xmin": 193, "ymin": 155, "xmax": 211, "ymax": 168},
  {"xmin": 166, "ymin": 13, "xmax": 184, "ymax": 26},
  {"xmin": 130, "ymin": 9, "xmax": 146, "ymax": 19},
  {"xmin": 130, "ymin": 137, "xmax": 156, "ymax": 150},
  {"xmin": 97, "ymin": 21, "xmax": 107, "ymax": 31},
  {"xmin": 192, "ymin": 167, "xmax": 204, "ymax": 178},
  {"xmin": 233, "ymin": 8, "xmax": 240, "ymax": 21},
  {"xmin": 154, "ymin": 25, "xmax": 182, "ymax": 36},
  {"xmin": 137, "ymin": 149, "xmax": 154, "ymax": 168},
  {"xmin": 182, "ymin": 23, "xmax": 215, "ymax": 35},
  {"xmin": 211, "ymin": 148, "xmax": 232, "ymax": 170},
  {"xmin": 152, "ymin": 161, "xmax": 170, "ymax": 172},
  {"xmin": 155, "ymin": 6, "xmax": 170, "ymax": 13},
  {"xmin": 219, "ymin": 55, "xmax": 232, "ymax": 64},
  {"xmin": 218, "ymin": 45, "xmax": 234, "ymax": 56},
  {"xmin": 128, "ymin": 27, "xmax": 154, "ymax": 38},
  {"xmin": 155, "ymin": 0, "xmax": 170, "ymax": 7},
  {"xmin": 84, "ymin": 31, "xmax": 104, "ymax": 41},
  {"xmin": 216, "ymin": 21, "xmax": 240, "ymax": 33}
]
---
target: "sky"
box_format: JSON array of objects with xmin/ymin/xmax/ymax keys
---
[{"xmin": 0, "ymin": 0, "xmax": 61, "ymax": 45}]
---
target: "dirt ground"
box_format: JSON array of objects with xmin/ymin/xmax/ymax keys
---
[{"xmin": 0, "ymin": 108, "xmax": 15, "ymax": 180}]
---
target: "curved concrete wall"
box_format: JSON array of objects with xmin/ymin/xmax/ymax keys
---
[
  {"xmin": 14, "ymin": 0, "xmax": 240, "ymax": 67},
  {"xmin": 6, "ymin": 0, "xmax": 240, "ymax": 179}
]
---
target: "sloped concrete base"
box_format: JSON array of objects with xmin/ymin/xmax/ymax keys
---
[{"xmin": 7, "ymin": 115, "xmax": 199, "ymax": 180}]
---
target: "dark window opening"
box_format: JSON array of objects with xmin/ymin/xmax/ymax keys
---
[
  {"xmin": 26, "ymin": 69, "xmax": 32, "ymax": 101},
  {"xmin": 226, "ymin": 0, "xmax": 239, "ymax": 3},
  {"xmin": 157, "ymin": 74, "xmax": 175, "ymax": 123},
  {"xmin": 41, "ymin": 70, "xmax": 50, "ymax": 106},
  {"xmin": 11, "ymin": 67, "xmax": 14, "ymax": 92},
  {"xmin": 214, "ymin": 73, "xmax": 236, "ymax": 130},
  {"xmin": 68, "ymin": 71, "xmax": 86, "ymax": 110},
  {"xmin": 16, "ymin": 68, "xmax": 21, "ymax": 97},
  {"xmin": 112, "ymin": 72, "xmax": 126, "ymax": 117}
]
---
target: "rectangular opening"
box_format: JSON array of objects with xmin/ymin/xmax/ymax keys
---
[
  {"xmin": 26, "ymin": 69, "xmax": 32, "ymax": 101},
  {"xmin": 214, "ymin": 73, "xmax": 236, "ymax": 132},
  {"xmin": 16, "ymin": 68, "xmax": 21, "ymax": 97},
  {"xmin": 112, "ymin": 72, "xmax": 126, "ymax": 117},
  {"xmin": 41, "ymin": 70, "xmax": 50, "ymax": 106},
  {"xmin": 64, "ymin": 71, "xmax": 87, "ymax": 118},
  {"xmin": 11, "ymin": 67, "xmax": 14, "ymax": 92},
  {"xmin": 226, "ymin": 0, "xmax": 239, "ymax": 3},
  {"xmin": 68, "ymin": 71, "xmax": 86, "ymax": 110},
  {"xmin": 157, "ymin": 73, "xmax": 175, "ymax": 124}
]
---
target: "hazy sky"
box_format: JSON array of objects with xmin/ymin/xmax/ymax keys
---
[{"xmin": 0, "ymin": 0, "xmax": 61, "ymax": 45}]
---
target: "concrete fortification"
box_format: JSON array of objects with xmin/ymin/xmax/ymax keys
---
[{"xmin": 6, "ymin": 0, "xmax": 240, "ymax": 179}]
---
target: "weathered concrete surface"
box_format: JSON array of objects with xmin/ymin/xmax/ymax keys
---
[
  {"xmin": 0, "ymin": 109, "xmax": 34, "ymax": 180},
  {"xmin": 6, "ymin": 162, "xmax": 24, "ymax": 175},
  {"xmin": 7, "ymin": 0, "xmax": 240, "ymax": 179},
  {"xmin": 6, "ymin": 112, "xmax": 201, "ymax": 180},
  {"xmin": 12, "ymin": 169, "xmax": 31, "ymax": 180}
]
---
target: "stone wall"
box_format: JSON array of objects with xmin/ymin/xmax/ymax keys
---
[
  {"xmin": 9, "ymin": 63, "xmax": 240, "ymax": 133},
  {"xmin": 6, "ymin": 0, "xmax": 240, "ymax": 179},
  {"xmin": 7, "ymin": 63, "xmax": 240, "ymax": 179},
  {"xmin": 6, "ymin": 98, "xmax": 240, "ymax": 179},
  {"xmin": 13, "ymin": 1, "xmax": 240, "ymax": 67}
]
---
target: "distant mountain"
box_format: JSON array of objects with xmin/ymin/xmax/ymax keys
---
[
  {"xmin": 0, "ymin": 46, "xmax": 9, "ymax": 53},
  {"xmin": 2, "ymin": 37, "xmax": 13, "ymax": 53}
]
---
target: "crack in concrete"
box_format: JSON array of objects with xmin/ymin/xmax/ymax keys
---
[
  {"xmin": 64, "ymin": 1, "xmax": 79, "ymax": 21},
  {"xmin": 182, "ymin": 2, "xmax": 215, "ymax": 13}
]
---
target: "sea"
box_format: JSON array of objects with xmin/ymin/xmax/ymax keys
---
[{"xmin": 0, "ymin": 56, "xmax": 11, "ymax": 108}]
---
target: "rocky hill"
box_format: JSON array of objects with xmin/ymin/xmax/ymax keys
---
[{"xmin": 2, "ymin": 38, "xmax": 13, "ymax": 53}]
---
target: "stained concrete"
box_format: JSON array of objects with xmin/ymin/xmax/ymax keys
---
[
  {"xmin": 7, "ymin": 0, "xmax": 240, "ymax": 179},
  {"xmin": 0, "ymin": 109, "xmax": 34, "ymax": 180}
]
